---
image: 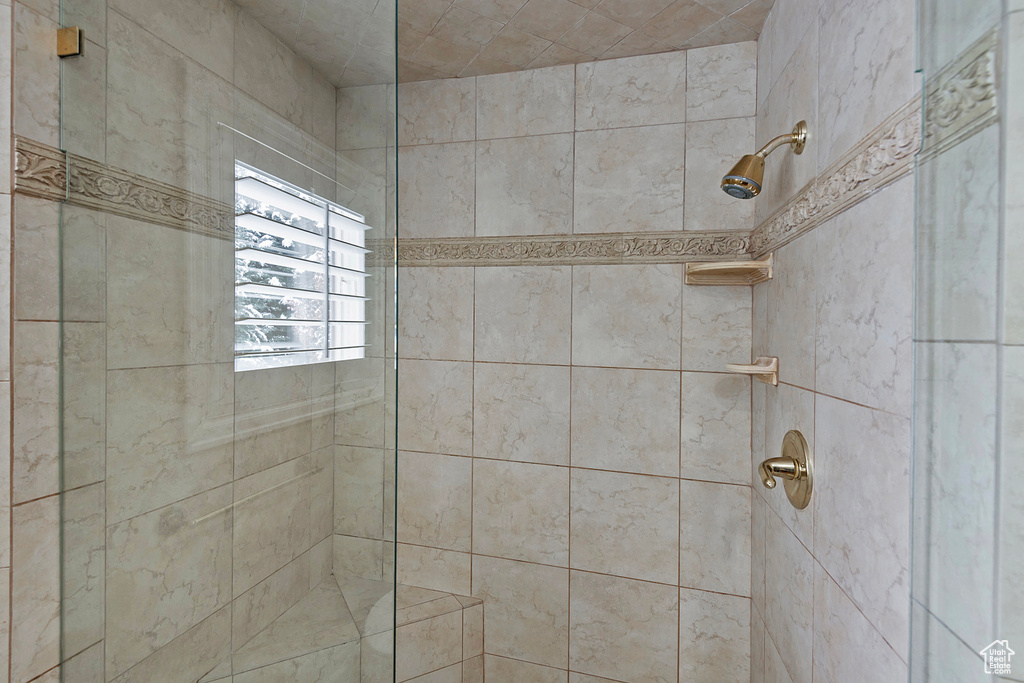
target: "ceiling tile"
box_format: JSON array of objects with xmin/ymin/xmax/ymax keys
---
[
  {"xmin": 729, "ymin": 0, "xmax": 773, "ymax": 31},
  {"xmin": 556, "ymin": 11, "xmax": 632, "ymax": 57},
  {"xmin": 401, "ymin": 0, "xmax": 456, "ymax": 34},
  {"xmin": 599, "ymin": 30, "xmax": 675, "ymax": 60},
  {"xmin": 398, "ymin": 25, "xmax": 430, "ymax": 60},
  {"xmin": 477, "ymin": 25, "xmax": 553, "ymax": 66},
  {"xmin": 433, "ymin": 5, "xmax": 506, "ymax": 50},
  {"xmin": 398, "ymin": 58, "xmax": 448, "ymax": 84},
  {"xmin": 460, "ymin": 54, "xmax": 521, "ymax": 76},
  {"xmin": 592, "ymin": 0, "xmax": 677, "ymax": 29},
  {"xmin": 527, "ymin": 42, "xmax": 595, "ymax": 69},
  {"xmin": 510, "ymin": 0, "xmax": 590, "ymax": 41},
  {"xmin": 453, "ymin": 0, "xmax": 530, "ymax": 23},
  {"xmin": 696, "ymin": 0, "xmax": 754, "ymax": 14},
  {"xmin": 642, "ymin": 0, "xmax": 723, "ymax": 47},
  {"xmin": 414, "ymin": 36, "xmax": 480, "ymax": 75},
  {"xmin": 680, "ymin": 16, "xmax": 757, "ymax": 49}
]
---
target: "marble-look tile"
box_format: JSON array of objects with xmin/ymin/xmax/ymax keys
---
[
  {"xmin": 61, "ymin": 483, "xmax": 105, "ymax": 659},
  {"xmin": 334, "ymin": 534, "xmax": 385, "ymax": 582},
  {"xmin": 0, "ymin": 384, "xmax": 8, "ymax": 566},
  {"xmin": 641, "ymin": 0, "xmax": 720, "ymax": 47},
  {"xmin": 61, "ymin": 36, "xmax": 105, "ymax": 157},
  {"xmin": 433, "ymin": 4, "xmax": 505, "ymax": 50},
  {"xmin": 336, "ymin": 357, "xmax": 387, "ymax": 449},
  {"xmin": 233, "ymin": 456, "xmax": 314, "ymax": 596},
  {"xmin": 570, "ymin": 367, "xmax": 680, "ymax": 477},
  {"xmin": 232, "ymin": 554, "xmax": 309, "ymax": 650},
  {"xmin": 680, "ymin": 371, "xmax": 751, "ymax": 485},
  {"xmin": 477, "ymin": 25, "xmax": 552, "ymax": 68},
  {"xmin": 464, "ymin": 604, "xmax": 484, "ymax": 659},
  {"xmin": 817, "ymin": 0, "xmax": 917, "ymax": 169},
  {"xmin": 764, "ymin": 509, "xmax": 813, "ymax": 683},
  {"xmin": 909, "ymin": 603, "xmax": 988, "ymax": 683},
  {"xmin": 918, "ymin": 0, "xmax": 1000, "ymax": 75},
  {"xmin": 912, "ymin": 342, "xmax": 996, "ymax": 651},
  {"xmin": 575, "ymin": 50, "xmax": 687, "ymax": 130},
  {"xmin": 751, "ymin": 494, "xmax": 768, "ymax": 621},
  {"xmin": 311, "ymin": 365, "xmax": 336, "ymax": 453},
  {"xmin": 475, "ymin": 266, "xmax": 572, "ymax": 365},
  {"xmin": 686, "ymin": 41, "xmax": 757, "ymax": 121},
  {"xmin": 474, "ymin": 362, "xmax": 570, "ymax": 465},
  {"xmin": 916, "ymin": 125, "xmax": 1000, "ymax": 342},
  {"xmin": 109, "ymin": 0, "xmax": 234, "ymax": 80},
  {"xmin": 105, "ymin": 486, "xmax": 232, "ymax": 677},
  {"xmin": 474, "ymin": 459, "xmax": 569, "ymax": 565},
  {"xmin": 764, "ymin": 234, "xmax": 816, "ymax": 390},
  {"xmin": 1000, "ymin": 346, "xmax": 1024, "ymax": 651},
  {"xmin": 396, "ymin": 360, "xmax": 473, "ymax": 456},
  {"xmin": 568, "ymin": 672, "xmax": 620, "ymax": 683},
  {"xmin": 12, "ymin": 321, "xmax": 59, "ymax": 504},
  {"xmin": 310, "ymin": 447, "xmax": 333, "ymax": 542},
  {"xmin": 310, "ymin": 536, "xmax": 333, "ymax": 587},
  {"xmin": 453, "ymin": 0, "xmax": 528, "ymax": 23},
  {"xmin": 813, "ymin": 565, "xmax": 907, "ymax": 683},
  {"xmin": 572, "ymin": 264, "xmax": 682, "ymax": 369},
  {"xmin": 678, "ymin": 588, "xmax": 750, "ymax": 681},
  {"xmin": 477, "ymin": 65, "xmax": 575, "ymax": 139},
  {"xmin": 765, "ymin": 0, "xmax": 817, "ymax": 91},
  {"xmin": 396, "ymin": 610, "xmax": 463, "ymax": 681},
  {"xmin": 106, "ymin": 12, "xmax": 233, "ymax": 196},
  {"xmin": 60, "ymin": 205, "xmax": 106, "ymax": 324},
  {"xmin": 398, "ymin": 142, "xmax": 476, "ymax": 238},
  {"xmin": 396, "ymin": 544, "xmax": 472, "ymax": 596},
  {"xmin": 570, "ymin": 469, "xmax": 679, "ymax": 583},
  {"xmin": 106, "ymin": 218, "xmax": 233, "ymax": 369},
  {"xmin": 106, "ymin": 363, "xmax": 233, "ymax": 524},
  {"xmin": 14, "ymin": 4, "xmax": 60, "ymax": 146},
  {"xmin": 598, "ymin": 30, "xmax": 673, "ymax": 61},
  {"xmin": 751, "ymin": 604, "xmax": 766, "ymax": 683},
  {"xmin": 755, "ymin": 8, "xmax": 772, "ymax": 110},
  {"xmin": 473, "ymin": 555, "xmax": 569, "ymax": 668},
  {"xmin": 815, "ymin": 178, "xmax": 913, "ymax": 417},
  {"xmin": 464, "ymin": 656, "xmax": 484, "ymax": 683},
  {"xmin": 338, "ymin": 84, "xmax": 391, "ymax": 151},
  {"xmin": 110, "ymin": 606, "xmax": 230, "ymax": 683},
  {"xmin": 680, "ymin": 284, "xmax": 752, "ymax": 372},
  {"xmin": 476, "ymin": 133, "xmax": 574, "ymax": 236},
  {"xmin": 11, "ymin": 495, "xmax": 60, "ymax": 683},
  {"xmin": 814, "ymin": 394, "xmax": 911, "ymax": 660},
  {"xmin": 763, "ymin": 382, "xmax": 814, "ymax": 547},
  {"xmin": 414, "ymin": 35, "xmax": 479, "ymax": 76},
  {"xmin": 573, "ymin": 124, "xmax": 686, "ymax": 233},
  {"xmin": 0, "ymin": 198, "xmax": 10, "ymax": 380},
  {"xmin": 758, "ymin": 20, "xmax": 817, "ymax": 224},
  {"xmin": 510, "ymin": 0, "xmax": 587, "ymax": 41},
  {"xmin": 679, "ymin": 480, "xmax": 751, "ymax": 596},
  {"xmin": 569, "ymin": 571, "xmax": 678, "ymax": 683},
  {"xmin": 397, "ymin": 451, "xmax": 473, "ymax": 551},
  {"xmin": 1004, "ymin": 15, "xmax": 1024, "ymax": 344},
  {"xmin": 63, "ymin": 641, "xmax": 103, "ymax": 682},
  {"xmin": 13, "ymin": 195, "xmax": 59, "ymax": 321},
  {"xmin": 235, "ymin": 641, "xmax": 360, "ymax": 683},
  {"xmin": 398, "ymin": 78, "xmax": 476, "ymax": 145},
  {"xmin": 398, "ymin": 267, "xmax": 475, "ymax": 361},
  {"xmin": 234, "ymin": 365, "xmax": 313, "ymax": 478},
  {"xmin": 335, "ymin": 446, "xmax": 385, "ymax": 539},
  {"xmin": 487, "ymin": 655, "xmax": 567, "ymax": 683},
  {"xmin": 684, "ymin": 117, "xmax": 755, "ymax": 232}
]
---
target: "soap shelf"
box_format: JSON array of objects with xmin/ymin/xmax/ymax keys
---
[
  {"xmin": 726, "ymin": 356, "xmax": 779, "ymax": 386},
  {"xmin": 685, "ymin": 254, "xmax": 773, "ymax": 286}
]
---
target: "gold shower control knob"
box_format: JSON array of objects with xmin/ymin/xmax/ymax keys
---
[{"xmin": 758, "ymin": 430, "xmax": 812, "ymax": 510}]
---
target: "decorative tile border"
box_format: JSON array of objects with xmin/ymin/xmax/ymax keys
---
[{"xmin": 13, "ymin": 29, "xmax": 997, "ymax": 266}]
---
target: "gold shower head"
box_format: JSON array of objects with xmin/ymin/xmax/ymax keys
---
[{"xmin": 721, "ymin": 121, "xmax": 808, "ymax": 200}]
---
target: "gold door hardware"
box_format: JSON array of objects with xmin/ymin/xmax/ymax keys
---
[
  {"xmin": 759, "ymin": 430, "xmax": 812, "ymax": 510},
  {"xmin": 57, "ymin": 27, "xmax": 84, "ymax": 58},
  {"xmin": 725, "ymin": 356, "xmax": 778, "ymax": 386},
  {"xmin": 685, "ymin": 254, "xmax": 773, "ymax": 286}
]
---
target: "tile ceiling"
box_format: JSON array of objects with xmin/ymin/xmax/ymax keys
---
[
  {"xmin": 234, "ymin": 0, "xmax": 774, "ymax": 88},
  {"xmin": 399, "ymin": 0, "xmax": 773, "ymax": 83}
]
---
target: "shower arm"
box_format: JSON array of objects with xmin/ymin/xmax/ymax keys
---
[{"xmin": 754, "ymin": 126, "xmax": 806, "ymax": 159}]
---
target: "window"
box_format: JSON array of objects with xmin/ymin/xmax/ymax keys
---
[{"xmin": 234, "ymin": 162, "xmax": 370, "ymax": 372}]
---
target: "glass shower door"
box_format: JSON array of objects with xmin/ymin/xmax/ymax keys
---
[{"xmin": 57, "ymin": 2, "xmax": 398, "ymax": 680}]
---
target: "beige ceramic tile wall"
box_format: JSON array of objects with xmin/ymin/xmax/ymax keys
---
[
  {"xmin": 750, "ymin": 0, "xmax": 918, "ymax": 681},
  {"xmin": 395, "ymin": 46, "xmax": 757, "ymax": 683},
  {"xmin": 3, "ymin": 0, "xmax": 396, "ymax": 681}
]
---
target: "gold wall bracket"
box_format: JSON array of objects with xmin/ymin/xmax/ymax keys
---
[
  {"xmin": 57, "ymin": 27, "xmax": 84, "ymax": 58},
  {"xmin": 759, "ymin": 430, "xmax": 813, "ymax": 510},
  {"xmin": 725, "ymin": 356, "xmax": 778, "ymax": 386},
  {"xmin": 685, "ymin": 254, "xmax": 773, "ymax": 286}
]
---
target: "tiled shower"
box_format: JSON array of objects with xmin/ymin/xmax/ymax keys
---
[{"xmin": 0, "ymin": 0, "xmax": 1018, "ymax": 682}]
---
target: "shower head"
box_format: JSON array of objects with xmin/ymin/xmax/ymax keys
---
[{"xmin": 721, "ymin": 121, "xmax": 808, "ymax": 200}]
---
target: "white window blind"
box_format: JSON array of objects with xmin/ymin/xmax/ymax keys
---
[{"xmin": 234, "ymin": 162, "xmax": 370, "ymax": 372}]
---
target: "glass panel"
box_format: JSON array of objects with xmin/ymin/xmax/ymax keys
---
[
  {"xmin": 58, "ymin": 1, "xmax": 398, "ymax": 680},
  {"xmin": 912, "ymin": 1, "xmax": 1019, "ymax": 680}
]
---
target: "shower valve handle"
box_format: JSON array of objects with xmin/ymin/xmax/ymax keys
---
[{"xmin": 759, "ymin": 456, "xmax": 803, "ymax": 489}]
